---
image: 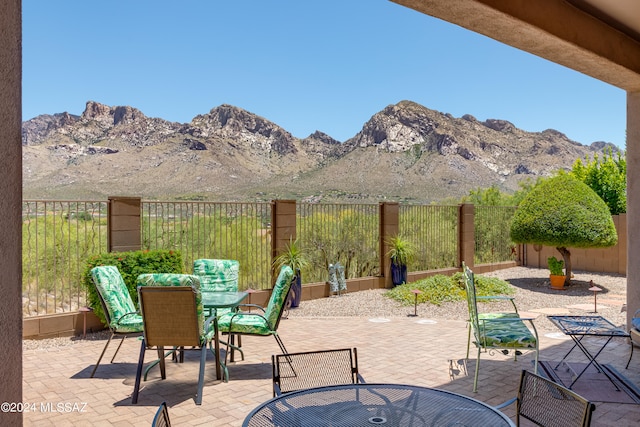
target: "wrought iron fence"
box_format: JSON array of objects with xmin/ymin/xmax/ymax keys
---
[
  {"xmin": 21, "ymin": 199, "xmax": 518, "ymax": 318},
  {"xmin": 297, "ymin": 203, "xmax": 380, "ymax": 283},
  {"xmin": 141, "ymin": 201, "xmax": 272, "ymax": 290},
  {"xmin": 399, "ymin": 205, "xmax": 459, "ymax": 270},
  {"xmin": 22, "ymin": 200, "xmax": 109, "ymax": 316},
  {"xmin": 474, "ymin": 205, "xmax": 518, "ymax": 264}
]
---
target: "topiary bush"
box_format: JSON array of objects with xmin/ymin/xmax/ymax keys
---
[
  {"xmin": 510, "ymin": 173, "xmax": 617, "ymax": 286},
  {"xmin": 385, "ymin": 272, "xmax": 514, "ymax": 306},
  {"xmin": 82, "ymin": 249, "xmax": 184, "ymax": 325}
]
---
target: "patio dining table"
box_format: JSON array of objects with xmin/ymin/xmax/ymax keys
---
[
  {"xmin": 243, "ymin": 383, "xmax": 515, "ymax": 426},
  {"xmin": 202, "ymin": 291, "xmax": 248, "ymax": 381}
]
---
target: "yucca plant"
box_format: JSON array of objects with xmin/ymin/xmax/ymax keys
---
[
  {"xmin": 385, "ymin": 235, "xmax": 416, "ymax": 286},
  {"xmin": 272, "ymin": 237, "xmax": 309, "ymax": 307},
  {"xmin": 272, "ymin": 237, "xmax": 309, "ymax": 273},
  {"xmin": 386, "ymin": 235, "xmax": 416, "ymax": 267}
]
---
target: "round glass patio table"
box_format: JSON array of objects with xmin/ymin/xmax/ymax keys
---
[{"xmin": 243, "ymin": 383, "xmax": 514, "ymax": 426}]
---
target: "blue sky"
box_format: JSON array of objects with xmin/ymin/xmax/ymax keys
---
[{"xmin": 23, "ymin": 0, "xmax": 626, "ymax": 148}]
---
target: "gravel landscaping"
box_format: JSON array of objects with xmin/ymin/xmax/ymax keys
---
[
  {"xmin": 287, "ymin": 266, "xmax": 628, "ymax": 333},
  {"xmin": 24, "ymin": 266, "xmax": 628, "ymax": 350}
]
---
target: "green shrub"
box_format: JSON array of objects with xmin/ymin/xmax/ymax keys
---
[
  {"xmin": 385, "ymin": 272, "xmax": 513, "ymax": 306},
  {"xmin": 82, "ymin": 249, "xmax": 184, "ymax": 325},
  {"xmin": 510, "ymin": 173, "xmax": 617, "ymax": 285}
]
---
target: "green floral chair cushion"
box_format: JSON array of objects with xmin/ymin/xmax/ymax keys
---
[
  {"xmin": 217, "ymin": 265, "xmax": 294, "ymax": 335},
  {"xmin": 91, "ymin": 265, "xmax": 143, "ymax": 333},
  {"xmin": 136, "ymin": 273, "xmax": 214, "ymax": 341},
  {"xmin": 477, "ymin": 313, "xmax": 537, "ymax": 348},
  {"xmin": 193, "ymin": 259, "xmax": 240, "ymax": 292},
  {"xmin": 193, "ymin": 259, "xmax": 240, "ymax": 317}
]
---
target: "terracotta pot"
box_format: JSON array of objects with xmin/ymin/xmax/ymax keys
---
[{"xmin": 550, "ymin": 274, "xmax": 566, "ymax": 290}]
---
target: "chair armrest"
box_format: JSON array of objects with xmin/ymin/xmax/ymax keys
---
[
  {"xmin": 477, "ymin": 295, "xmax": 518, "ymax": 313},
  {"xmin": 238, "ymin": 304, "xmax": 266, "ymax": 313},
  {"xmin": 494, "ymin": 397, "xmax": 517, "ymax": 410},
  {"xmin": 356, "ymin": 373, "xmax": 366, "ymax": 383},
  {"xmin": 479, "ymin": 316, "xmax": 535, "ymax": 323},
  {"xmin": 204, "ymin": 313, "xmax": 216, "ymax": 331},
  {"xmin": 115, "ymin": 311, "xmax": 140, "ymax": 323}
]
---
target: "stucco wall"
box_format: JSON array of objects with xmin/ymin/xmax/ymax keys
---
[{"xmin": 0, "ymin": 0, "xmax": 23, "ymax": 425}]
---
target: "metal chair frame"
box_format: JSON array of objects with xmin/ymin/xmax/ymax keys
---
[
  {"xmin": 90, "ymin": 266, "xmax": 143, "ymax": 378},
  {"xmin": 218, "ymin": 266, "xmax": 294, "ymax": 380},
  {"xmin": 495, "ymin": 369, "xmax": 595, "ymax": 427},
  {"xmin": 151, "ymin": 401, "xmax": 171, "ymax": 427},
  {"xmin": 132, "ymin": 280, "xmax": 214, "ymax": 405},
  {"xmin": 272, "ymin": 348, "xmax": 365, "ymax": 396},
  {"xmin": 463, "ymin": 262, "xmax": 539, "ymax": 392}
]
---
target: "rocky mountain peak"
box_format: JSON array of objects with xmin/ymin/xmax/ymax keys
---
[
  {"xmin": 188, "ymin": 104, "xmax": 297, "ymax": 154},
  {"xmin": 22, "ymin": 99, "xmax": 622, "ymax": 203},
  {"xmin": 347, "ymin": 100, "xmax": 442, "ymax": 153}
]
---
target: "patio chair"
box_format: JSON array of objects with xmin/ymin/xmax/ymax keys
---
[
  {"xmin": 193, "ymin": 258, "xmax": 243, "ymax": 359},
  {"xmin": 463, "ymin": 262, "xmax": 539, "ymax": 392},
  {"xmin": 272, "ymin": 348, "xmax": 365, "ymax": 396},
  {"xmin": 217, "ymin": 265, "xmax": 294, "ymax": 379},
  {"xmin": 193, "ymin": 258, "xmax": 240, "ymax": 305},
  {"xmin": 495, "ymin": 369, "xmax": 595, "ymax": 427},
  {"xmin": 151, "ymin": 401, "xmax": 171, "ymax": 427},
  {"xmin": 89, "ymin": 265, "xmax": 144, "ymax": 378},
  {"xmin": 132, "ymin": 273, "xmax": 216, "ymax": 405}
]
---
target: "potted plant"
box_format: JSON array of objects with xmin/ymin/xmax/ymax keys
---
[
  {"xmin": 385, "ymin": 235, "xmax": 416, "ymax": 286},
  {"xmin": 547, "ymin": 256, "xmax": 566, "ymax": 290},
  {"xmin": 273, "ymin": 237, "xmax": 309, "ymax": 307}
]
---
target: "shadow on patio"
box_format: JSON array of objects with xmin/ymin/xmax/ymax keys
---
[{"xmin": 24, "ymin": 315, "xmax": 640, "ymax": 426}]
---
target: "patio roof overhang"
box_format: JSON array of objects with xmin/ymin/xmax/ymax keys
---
[{"xmin": 391, "ymin": 0, "xmax": 640, "ymax": 91}]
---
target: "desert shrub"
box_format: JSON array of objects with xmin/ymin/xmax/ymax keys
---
[
  {"xmin": 82, "ymin": 249, "xmax": 184, "ymax": 324},
  {"xmin": 385, "ymin": 272, "xmax": 513, "ymax": 306}
]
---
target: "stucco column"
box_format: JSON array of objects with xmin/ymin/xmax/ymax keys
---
[
  {"xmin": 628, "ymin": 92, "xmax": 640, "ymax": 329},
  {"xmin": 458, "ymin": 203, "xmax": 475, "ymax": 268},
  {"xmin": 0, "ymin": 0, "xmax": 23, "ymax": 425},
  {"xmin": 380, "ymin": 202, "xmax": 399, "ymax": 288}
]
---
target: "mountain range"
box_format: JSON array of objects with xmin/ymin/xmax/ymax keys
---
[{"xmin": 22, "ymin": 100, "xmax": 618, "ymax": 203}]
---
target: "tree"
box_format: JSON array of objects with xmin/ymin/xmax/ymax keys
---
[
  {"xmin": 509, "ymin": 173, "xmax": 618, "ymax": 286},
  {"xmin": 570, "ymin": 149, "xmax": 626, "ymax": 215}
]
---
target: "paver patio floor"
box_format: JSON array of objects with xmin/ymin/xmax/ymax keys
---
[{"xmin": 23, "ymin": 314, "xmax": 640, "ymax": 426}]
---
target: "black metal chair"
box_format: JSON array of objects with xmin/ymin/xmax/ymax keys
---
[
  {"xmin": 272, "ymin": 348, "xmax": 365, "ymax": 396},
  {"xmin": 495, "ymin": 369, "xmax": 595, "ymax": 427},
  {"xmin": 151, "ymin": 401, "xmax": 171, "ymax": 427}
]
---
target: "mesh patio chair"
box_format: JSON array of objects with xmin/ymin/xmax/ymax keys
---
[
  {"xmin": 132, "ymin": 274, "xmax": 216, "ymax": 405},
  {"xmin": 272, "ymin": 348, "xmax": 365, "ymax": 396},
  {"xmin": 495, "ymin": 369, "xmax": 595, "ymax": 427},
  {"xmin": 217, "ymin": 265, "xmax": 294, "ymax": 379},
  {"xmin": 151, "ymin": 401, "xmax": 171, "ymax": 427},
  {"xmin": 463, "ymin": 262, "xmax": 539, "ymax": 392},
  {"xmin": 89, "ymin": 265, "xmax": 144, "ymax": 378}
]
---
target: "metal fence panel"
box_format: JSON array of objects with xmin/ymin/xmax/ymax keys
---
[
  {"xmin": 141, "ymin": 201, "xmax": 272, "ymax": 290},
  {"xmin": 474, "ymin": 206, "xmax": 518, "ymax": 264},
  {"xmin": 399, "ymin": 205, "xmax": 459, "ymax": 270},
  {"xmin": 22, "ymin": 200, "xmax": 108, "ymax": 316},
  {"xmin": 297, "ymin": 203, "xmax": 380, "ymax": 283}
]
